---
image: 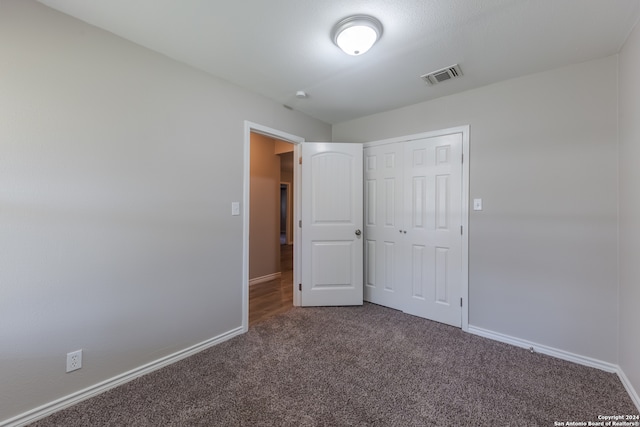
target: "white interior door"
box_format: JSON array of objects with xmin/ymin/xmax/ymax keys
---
[
  {"xmin": 362, "ymin": 132, "xmax": 464, "ymax": 328},
  {"xmin": 402, "ymin": 133, "xmax": 463, "ymax": 327},
  {"xmin": 363, "ymin": 143, "xmax": 405, "ymax": 310},
  {"xmin": 301, "ymin": 143, "xmax": 363, "ymax": 306}
]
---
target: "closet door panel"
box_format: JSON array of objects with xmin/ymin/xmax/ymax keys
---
[
  {"xmin": 363, "ymin": 144, "xmax": 404, "ymax": 310},
  {"xmin": 403, "ymin": 134, "xmax": 463, "ymax": 327}
]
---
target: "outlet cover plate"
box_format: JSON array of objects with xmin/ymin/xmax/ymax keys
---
[{"xmin": 66, "ymin": 349, "xmax": 82, "ymax": 372}]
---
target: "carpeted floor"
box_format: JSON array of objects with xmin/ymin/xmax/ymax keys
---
[{"xmin": 31, "ymin": 303, "xmax": 638, "ymax": 426}]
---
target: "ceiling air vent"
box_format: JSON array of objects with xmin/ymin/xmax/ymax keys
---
[{"xmin": 421, "ymin": 64, "xmax": 463, "ymax": 86}]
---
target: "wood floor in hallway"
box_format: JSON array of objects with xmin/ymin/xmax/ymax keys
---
[{"xmin": 249, "ymin": 244, "xmax": 293, "ymax": 326}]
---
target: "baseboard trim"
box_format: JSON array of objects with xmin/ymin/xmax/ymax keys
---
[
  {"xmin": 6, "ymin": 324, "xmax": 636, "ymax": 426},
  {"xmin": 469, "ymin": 325, "xmax": 640, "ymax": 411},
  {"xmin": 467, "ymin": 325, "xmax": 618, "ymax": 373},
  {"xmin": 249, "ymin": 272, "xmax": 281, "ymax": 287},
  {"xmin": 2, "ymin": 326, "xmax": 245, "ymax": 427},
  {"xmin": 617, "ymin": 367, "xmax": 640, "ymax": 413}
]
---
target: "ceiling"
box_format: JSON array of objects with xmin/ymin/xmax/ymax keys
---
[{"xmin": 37, "ymin": 0, "xmax": 640, "ymax": 124}]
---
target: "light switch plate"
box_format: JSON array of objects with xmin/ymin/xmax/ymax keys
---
[
  {"xmin": 231, "ymin": 202, "xmax": 240, "ymax": 216},
  {"xmin": 473, "ymin": 198, "xmax": 483, "ymax": 211}
]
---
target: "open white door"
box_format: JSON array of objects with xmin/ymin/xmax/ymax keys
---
[{"xmin": 300, "ymin": 143, "xmax": 363, "ymax": 306}]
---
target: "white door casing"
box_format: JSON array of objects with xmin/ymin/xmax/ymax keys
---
[
  {"xmin": 300, "ymin": 142, "xmax": 364, "ymax": 306},
  {"xmin": 243, "ymin": 122, "xmax": 305, "ymax": 330}
]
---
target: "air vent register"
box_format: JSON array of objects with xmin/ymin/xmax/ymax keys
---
[{"xmin": 421, "ymin": 64, "xmax": 463, "ymax": 85}]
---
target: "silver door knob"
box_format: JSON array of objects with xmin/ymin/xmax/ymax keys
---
[{"xmin": 355, "ymin": 229, "xmax": 362, "ymax": 236}]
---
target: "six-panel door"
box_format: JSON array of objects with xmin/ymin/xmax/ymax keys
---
[
  {"xmin": 363, "ymin": 133, "xmax": 463, "ymax": 327},
  {"xmin": 363, "ymin": 143, "xmax": 405, "ymax": 310}
]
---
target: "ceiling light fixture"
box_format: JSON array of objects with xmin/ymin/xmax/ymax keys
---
[{"xmin": 331, "ymin": 15, "xmax": 383, "ymax": 56}]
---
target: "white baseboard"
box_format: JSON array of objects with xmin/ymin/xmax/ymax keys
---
[
  {"xmin": 469, "ymin": 325, "xmax": 640, "ymax": 412},
  {"xmin": 617, "ymin": 368, "xmax": 640, "ymax": 413},
  {"xmin": 467, "ymin": 325, "xmax": 618, "ymax": 373},
  {"xmin": 2, "ymin": 326, "xmax": 245, "ymax": 427},
  {"xmin": 6, "ymin": 323, "xmax": 637, "ymax": 426},
  {"xmin": 249, "ymin": 272, "xmax": 281, "ymax": 287}
]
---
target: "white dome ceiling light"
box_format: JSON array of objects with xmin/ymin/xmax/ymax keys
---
[{"xmin": 331, "ymin": 15, "xmax": 383, "ymax": 56}]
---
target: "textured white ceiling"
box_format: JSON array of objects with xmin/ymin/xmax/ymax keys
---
[{"xmin": 37, "ymin": 0, "xmax": 640, "ymax": 124}]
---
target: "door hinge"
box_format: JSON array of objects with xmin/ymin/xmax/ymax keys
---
[
  {"xmin": 299, "ymin": 157, "xmax": 302, "ymax": 165},
  {"xmin": 461, "ymin": 153, "xmax": 464, "ymax": 164},
  {"xmin": 299, "ymin": 220, "xmax": 302, "ymax": 228},
  {"xmin": 460, "ymin": 298, "xmax": 463, "ymax": 307},
  {"xmin": 460, "ymin": 225, "xmax": 463, "ymax": 235},
  {"xmin": 299, "ymin": 283, "xmax": 302, "ymax": 291}
]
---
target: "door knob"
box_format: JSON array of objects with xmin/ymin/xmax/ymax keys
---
[{"xmin": 355, "ymin": 229, "xmax": 362, "ymax": 236}]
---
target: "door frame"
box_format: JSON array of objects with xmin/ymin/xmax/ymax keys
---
[
  {"xmin": 364, "ymin": 125, "xmax": 470, "ymax": 331},
  {"xmin": 243, "ymin": 121, "xmax": 304, "ymax": 331}
]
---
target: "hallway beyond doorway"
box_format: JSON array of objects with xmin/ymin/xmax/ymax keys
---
[{"xmin": 249, "ymin": 244, "xmax": 293, "ymax": 325}]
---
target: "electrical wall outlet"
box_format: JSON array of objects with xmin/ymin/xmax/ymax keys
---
[{"xmin": 66, "ymin": 349, "xmax": 82, "ymax": 372}]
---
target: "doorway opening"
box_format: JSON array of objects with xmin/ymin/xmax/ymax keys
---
[{"xmin": 243, "ymin": 122, "xmax": 304, "ymax": 330}]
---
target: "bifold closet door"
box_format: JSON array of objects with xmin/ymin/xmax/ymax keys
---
[
  {"xmin": 363, "ymin": 133, "xmax": 463, "ymax": 327},
  {"xmin": 403, "ymin": 134, "xmax": 463, "ymax": 327},
  {"xmin": 363, "ymin": 143, "xmax": 405, "ymax": 311}
]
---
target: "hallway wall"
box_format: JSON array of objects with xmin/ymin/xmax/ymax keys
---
[{"xmin": 249, "ymin": 133, "xmax": 281, "ymax": 280}]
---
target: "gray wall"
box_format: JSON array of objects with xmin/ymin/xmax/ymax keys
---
[
  {"xmin": 0, "ymin": 0, "xmax": 330, "ymax": 421},
  {"xmin": 334, "ymin": 56, "xmax": 619, "ymax": 364},
  {"xmin": 619, "ymin": 20, "xmax": 640, "ymax": 404}
]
